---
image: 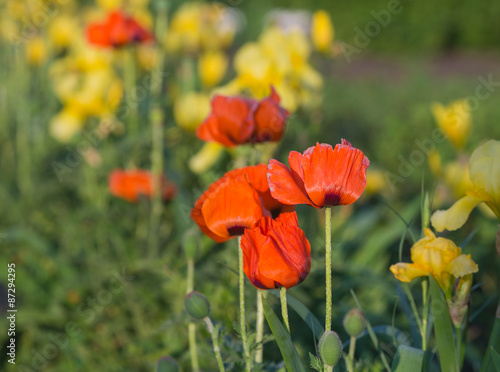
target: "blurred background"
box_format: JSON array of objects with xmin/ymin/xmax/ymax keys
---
[{"xmin": 0, "ymin": 0, "xmax": 499, "ymax": 371}]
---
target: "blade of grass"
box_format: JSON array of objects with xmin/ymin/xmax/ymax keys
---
[
  {"xmin": 429, "ymin": 276, "xmax": 458, "ymax": 372},
  {"xmin": 391, "ymin": 345, "xmax": 424, "ymax": 372},
  {"xmin": 262, "ymin": 293, "xmax": 306, "ymax": 372}
]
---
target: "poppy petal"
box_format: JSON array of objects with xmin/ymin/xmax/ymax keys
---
[
  {"xmin": 202, "ymin": 177, "xmax": 264, "ymax": 238},
  {"xmin": 253, "ymin": 86, "xmax": 289, "ymax": 143},
  {"xmin": 86, "ymin": 24, "xmax": 110, "ymax": 46},
  {"xmin": 197, "ymin": 95, "xmax": 255, "ymax": 147},
  {"xmin": 302, "ymin": 141, "xmax": 369, "ymax": 207},
  {"xmin": 268, "ymin": 159, "xmax": 316, "ymax": 207}
]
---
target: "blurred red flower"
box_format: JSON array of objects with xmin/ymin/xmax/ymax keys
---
[
  {"xmin": 241, "ymin": 211, "xmax": 311, "ymax": 290},
  {"xmin": 86, "ymin": 11, "xmax": 153, "ymax": 48},
  {"xmin": 267, "ymin": 140, "xmax": 370, "ymax": 208},
  {"xmin": 109, "ymin": 169, "xmax": 176, "ymax": 203},
  {"xmin": 196, "ymin": 87, "xmax": 289, "ymax": 147},
  {"xmin": 191, "ymin": 165, "xmax": 292, "ymax": 243}
]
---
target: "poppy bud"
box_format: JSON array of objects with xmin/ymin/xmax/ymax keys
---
[
  {"xmin": 343, "ymin": 308, "xmax": 366, "ymax": 337},
  {"xmin": 184, "ymin": 291, "xmax": 211, "ymax": 319},
  {"xmin": 156, "ymin": 356, "xmax": 179, "ymax": 372},
  {"xmin": 318, "ymin": 331, "xmax": 342, "ymax": 367}
]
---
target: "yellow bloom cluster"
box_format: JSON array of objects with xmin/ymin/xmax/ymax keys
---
[
  {"xmin": 163, "ymin": 2, "xmax": 238, "ymax": 54},
  {"xmin": 225, "ymin": 25, "xmax": 323, "ymax": 112},
  {"xmin": 50, "ymin": 44, "xmax": 123, "ymax": 142},
  {"xmin": 390, "ymin": 229, "xmax": 478, "ymax": 294}
]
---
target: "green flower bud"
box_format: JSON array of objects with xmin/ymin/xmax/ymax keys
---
[
  {"xmin": 184, "ymin": 291, "xmax": 211, "ymax": 319},
  {"xmin": 156, "ymin": 356, "xmax": 179, "ymax": 372},
  {"xmin": 183, "ymin": 229, "xmax": 199, "ymax": 260},
  {"xmin": 318, "ymin": 331, "xmax": 342, "ymax": 367},
  {"xmin": 343, "ymin": 308, "xmax": 366, "ymax": 337}
]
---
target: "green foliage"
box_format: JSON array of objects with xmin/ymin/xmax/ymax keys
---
[{"xmin": 390, "ymin": 345, "xmax": 424, "ymax": 372}]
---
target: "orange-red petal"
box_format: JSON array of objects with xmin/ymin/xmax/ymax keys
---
[
  {"xmin": 241, "ymin": 211, "xmax": 311, "ymax": 290},
  {"xmin": 196, "ymin": 95, "xmax": 255, "ymax": 147},
  {"xmin": 268, "ymin": 159, "xmax": 316, "ymax": 207},
  {"xmin": 301, "ymin": 141, "xmax": 369, "ymax": 207},
  {"xmin": 201, "ymin": 176, "xmax": 264, "ymax": 239},
  {"xmin": 253, "ymin": 86, "xmax": 289, "ymax": 143}
]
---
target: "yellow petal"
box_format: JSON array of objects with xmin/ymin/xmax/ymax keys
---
[
  {"xmin": 445, "ymin": 254, "xmax": 478, "ymax": 277},
  {"xmin": 469, "ymin": 140, "xmax": 500, "ymax": 212},
  {"xmin": 189, "ymin": 143, "xmax": 224, "ymax": 174},
  {"xmin": 390, "ymin": 263, "xmax": 428, "ymax": 283},
  {"xmin": 311, "ymin": 10, "xmax": 334, "ymax": 53},
  {"xmin": 411, "ymin": 232, "xmax": 461, "ymax": 276},
  {"xmin": 431, "ymin": 195, "xmax": 483, "ymax": 232}
]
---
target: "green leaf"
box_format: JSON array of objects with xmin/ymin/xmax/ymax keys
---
[
  {"xmin": 391, "ymin": 345, "xmax": 424, "ymax": 372},
  {"xmin": 492, "ymin": 347, "xmax": 500, "ymax": 372},
  {"xmin": 286, "ymin": 293, "xmax": 324, "ymax": 342},
  {"xmin": 261, "ymin": 293, "xmax": 306, "ymax": 372},
  {"xmin": 429, "ymin": 276, "xmax": 458, "ymax": 372},
  {"xmin": 309, "ymin": 352, "xmax": 324, "ymax": 371}
]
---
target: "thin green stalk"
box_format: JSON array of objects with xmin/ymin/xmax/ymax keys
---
[
  {"xmin": 346, "ymin": 336, "xmax": 356, "ymax": 372},
  {"xmin": 124, "ymin": 48, "xmax": 138, "ymax": 136},
  {"xmin": 189, "ymin": 322, "xmax": 200, "ymax": 372},
  {"xmin": 205, "ymin": 318, "xmax": 225, "ymax": 372},
  {"xmin": 238, "ymin": 236, "xmax": 251, "ymax": 371},
  {"xmin": 187, "ymin": 258, "xmax": 194, "ymax": 294},
  {"xmin": 455, "ymin": 325, "xmax": 463, "ymax": 370},
  {"xmin": 255, "ymin": 291, "xmax": 264, "ymax": 363},
  {"xmin": 148, "ymin": 106, "xmax": 163, "ymax": 258},
  {"xmin": 421, "ymin": 279, "xmax": 429, "ymax": 351},
  {"xmin": 325, "ymin": 207, "xmax": 332, "ymax": 331},
  {"xmin": 402, "ymin": 284, "xmax": 423, "ymax": 332},
  {"xmin": 280, "ymin": 287, "xmax": 290, "ymax": 332},
  {"xmin": 186, "ymin": 255, "xmax": 199, "ymax": 372}
]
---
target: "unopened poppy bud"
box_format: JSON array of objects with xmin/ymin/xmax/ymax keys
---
[
  {"xmin": 343, "ymin": 308, "xmax": 366, "ymax": 337},
  {"xmin": 183, "ymin": 229, "xmax": 199, "ymax": 260},
  {"xmin": 156, "ymin": 356, "xmax": 179, "ymax": 372},
  {"xmin": 184, "ymin": 291, "xmax": 211, "ymax": 319},
  {"xmin": 318, "ymin": 331, "xmax": 342, "ymax": 367}
]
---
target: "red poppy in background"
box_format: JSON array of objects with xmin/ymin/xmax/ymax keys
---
[
  {"xmin": 109, "ymin": 169, "xmax": 176, "ymax": 203},
  {"xmin": 86, "ymin": 11, "xmax": 153, "ymax": 48},
  {"xmin": 267, "ymin": 140, "xmax": 370, "ymax": 208},
  {"xmin": 191, "ymin": 165, "xmax": 291, "ymax": 243},
  {"xmin": 196, "ymin": 86, "xmax": 289, "ymax": 147},
  {"xmin": 241, "ymin": 211, "xmax": 311, "ymax": 290}
]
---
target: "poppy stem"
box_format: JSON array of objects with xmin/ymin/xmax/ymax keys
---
[
  {"xmin": 148, "ymin": 106, "xmax": 163, "ymax": 258},
  {"xmin": 188, "ymin": 322, "xmax": 200, "ymax": 372},
  {"xmin": 204, "ymin": 317, "xmax": 225, "ymax": 372},
  {"xmin": 346, "ymin": 335, "xmax": 356, "ymax": 372},
  {"xmin": 186, "ymin": 256, "xmax": 200, "ymax": 372},
  {"xmin": 255, "ymin": 291, "xmax": 264, "ymax": 363},
  {"xmin": 238, "ymin": 236, "xmax": 251, "ymax": 371},
  {"xmin": 325, "ymin": 206, "xmax": 332, "ymax": 331},
  {"xmin": 124, "ymin": 47, "xmax": 138, "ymax": 136},
  {"xmin": 280, "ymin": 287, "xmax": 290, "ymax": 332}
]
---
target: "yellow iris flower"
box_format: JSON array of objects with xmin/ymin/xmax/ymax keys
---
[
  {"xmin": 431, "ymin": 140, "xmax": 500, "ymax": 232},
  {"xmin": 431, "ymin": 99, "xmax": 471, "ymax": 149},
  {"xmin": 390, "ymin": 229, "xmax": 478, "ymax": 294},
  {"xmin": 311, "ymin": 10, "xmax": 334, "ymax": 54}
]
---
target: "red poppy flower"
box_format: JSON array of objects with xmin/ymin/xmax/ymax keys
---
[
  {"xmin": 196, "ymin": 87, "xmax": 289, "ymax": 147},
  {"xmin": 267, "ymin": 140, "xmax": 370, "ymax": 208},
  {"xmin": 86, "ymin": 11, "xmax": 153, "ymax": 48},
  {"xmin": 241, "ymin": 211, "xmax": 311, "ymax": 290},
  {"xmin": 191, "ymin": 165, "xmax": 292, "ymax": 243},
  {"xmin": 109, "ymin": 169, "xmax": 176, "ymax": 203}
]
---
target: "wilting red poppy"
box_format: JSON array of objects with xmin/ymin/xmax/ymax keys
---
[
  {"xmin": 86, "ymin": 11, "xmax": 153, "ymax": 48},
  {"xmin": 267, "ymin": 140, "xmax": 370, "ymax": 208},
  {"xmin": 241, "ymin": 211, "xmax": 311, "ymax": 289},
  {"xmin": 196, "ymin": 86, "xmax": 289, "ymax": 147},
  {"xmin": 109, "ymin": 169, "xmax": 176, "ymax": 203},
  {"xmin": 191, "ymin": 165, "xmax": 291, "ymax": 243}
]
